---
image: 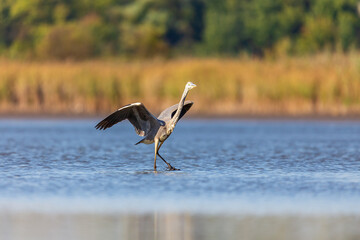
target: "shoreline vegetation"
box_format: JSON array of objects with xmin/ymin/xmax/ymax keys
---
[{"xmin": 1, "ymin": 54, "xmax": 360, "ymax": 119}]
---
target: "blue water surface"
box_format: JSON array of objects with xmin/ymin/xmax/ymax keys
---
[{"xmin": 0, "ymin": 119, "xmax": 360, "ymax": 214}]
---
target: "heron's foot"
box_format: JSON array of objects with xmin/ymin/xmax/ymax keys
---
[{"xmin": 167, "ymin": 165, "xmax": 180, "ymax": 171}]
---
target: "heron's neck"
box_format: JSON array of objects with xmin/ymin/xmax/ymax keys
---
[{"xmin": 169, "ymin": 87, "xmax": 189, "ymax": 129}]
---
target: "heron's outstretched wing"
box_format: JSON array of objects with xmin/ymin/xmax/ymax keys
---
[
  {"xmin": 157, "ymin": 100, "xmax": 193, "ymax": 122},
  {"xmin": 95, "ymin": 102, "xmax": 163, "ymax": 136}
]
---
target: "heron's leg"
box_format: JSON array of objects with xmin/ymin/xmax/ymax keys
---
[
  {"xmin": 157, "ymin": 153, "xmax": 179, "ymax": 171},
  {"xmin": 157, "ymin": 141, "xmax": 164, "ymax": 151},
  {"xmin": 157, "ymin": 141, "xmax": 180, "ymax": 171},
  {"xmin": 154, "ymin": 139, "xmax": 159, "ymax": 171}
]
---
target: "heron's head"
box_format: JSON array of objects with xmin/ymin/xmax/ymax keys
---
[{"xmin": 186, "ymin": 82, "xmax": 197, "ymax": 90}]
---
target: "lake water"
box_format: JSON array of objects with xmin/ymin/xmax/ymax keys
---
[{"xmin": 1, "ymin": 119, "xmax": 360, "ymax": 240}]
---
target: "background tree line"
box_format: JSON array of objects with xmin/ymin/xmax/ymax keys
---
[{"xmin": 0, "ymin": 0, "xmax": 359, "ymax": 60}]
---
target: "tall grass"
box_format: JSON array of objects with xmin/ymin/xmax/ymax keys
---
[{"xmin": 1, "ymin": 54, "xmax": 360, "ymax": 116}]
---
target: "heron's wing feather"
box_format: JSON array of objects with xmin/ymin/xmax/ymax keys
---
[
  {"xmin": 95, "ymin": 103, "xmax": 161, "ymax": 136},
  {"xmin": 158, "ymin": 100, "xmax": 193, "ymax": 122},
  {"xmin": 172, "ymin": 101, "xmax": 193, "ymax": 120}
]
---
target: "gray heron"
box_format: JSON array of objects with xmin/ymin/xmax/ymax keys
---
[{"xmin": 95, "ymin": 82, "xmax": 196, "ymax": 171}]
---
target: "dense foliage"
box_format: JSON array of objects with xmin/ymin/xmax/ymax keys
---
[{"xmin": 1, "ymin": 0, "xmax": 359, "ymax": 59}]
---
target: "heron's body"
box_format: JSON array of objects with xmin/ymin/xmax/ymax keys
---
[{"xmin": 95, "ymin": 82, "xmax": 196, "ymax": 171}]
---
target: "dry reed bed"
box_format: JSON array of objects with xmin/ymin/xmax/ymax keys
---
[{"xmin": 0, "ymin": 55, "xmax": 360, "ymax": 116}]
